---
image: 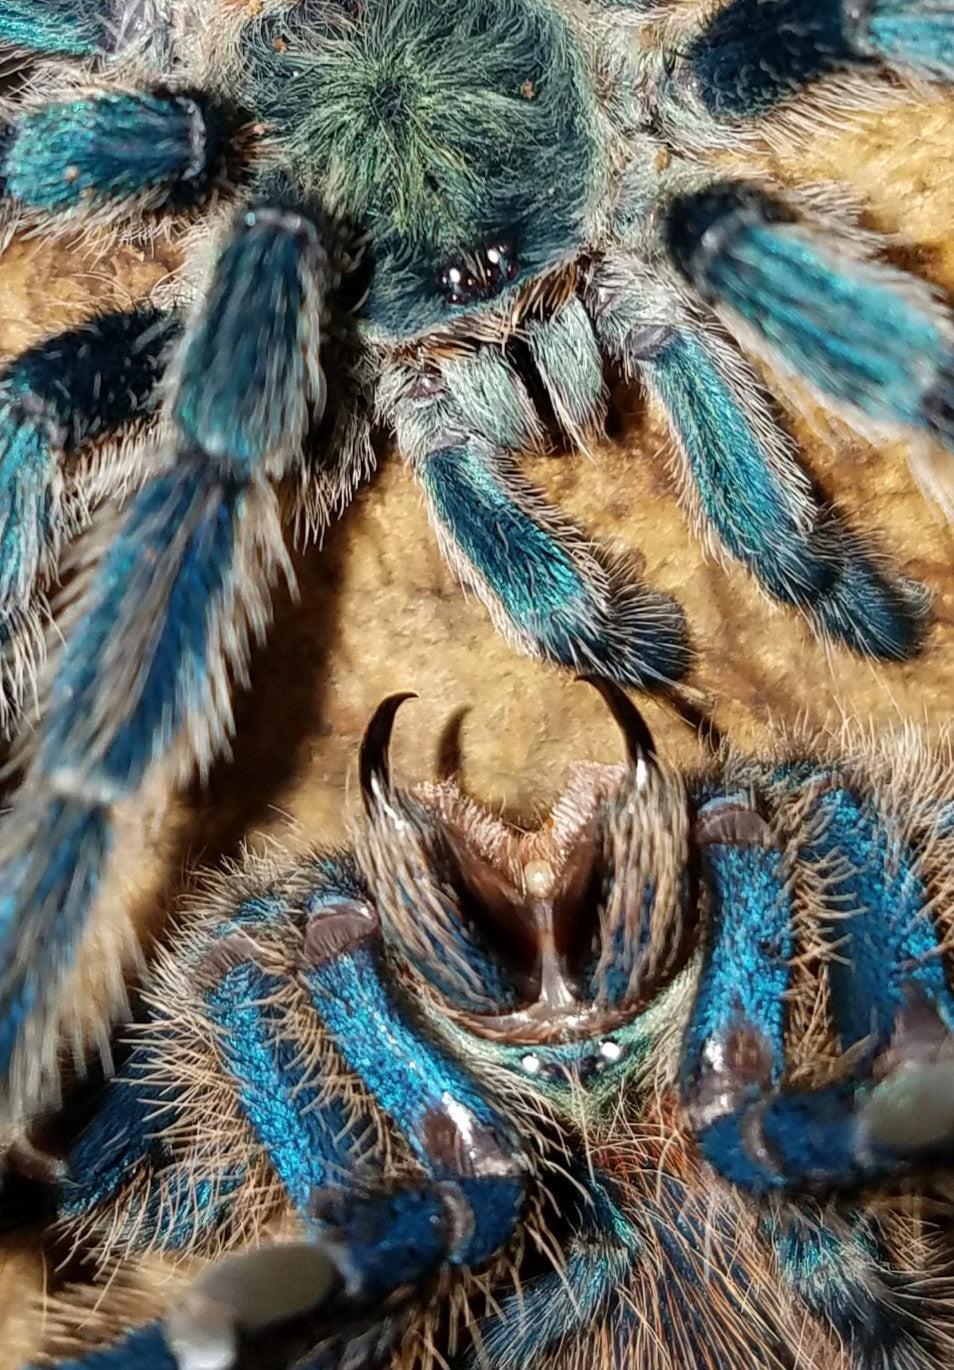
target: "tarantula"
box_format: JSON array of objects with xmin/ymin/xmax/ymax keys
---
[
  {"xmin": 9, "ymin": 680, "xmax": 954, "ymax": 1369},
  {"xmin": 0, "ymin": 0, "xmax": 953, "ymax": 1125}
]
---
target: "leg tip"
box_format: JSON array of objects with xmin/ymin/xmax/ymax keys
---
[
  {"xmin": 604, "ymin": 587, "xmax": 692, "ymax": 689},
  {"xmin": 164, "ymin": 1241, "xmax": 342, "ymax": 1370},
  {"xmin": 864, "ymin": 1060, "xmax": 954, "ymax": 1150},
  {"xmin": 811, "ymin": 562, "xmax": 929, "ymax": 660}
]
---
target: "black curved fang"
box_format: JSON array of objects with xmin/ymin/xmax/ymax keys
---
[
  {"xmin": 577, "ymin": 675, "xmax": 657, "ymax": 768},
  {"xmin": 359, "ymin": 692, "xmax": 418, "ymax": 809}
]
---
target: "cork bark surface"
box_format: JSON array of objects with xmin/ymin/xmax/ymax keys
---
[{"xmin": 0, "ymin": 78, "xmax": 953, "ymax": 1365}]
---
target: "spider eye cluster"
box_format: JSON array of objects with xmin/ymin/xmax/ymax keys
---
[
  {"xmin": 437, "ymin": 240, "xmax": 519, "ymax": 307},
  {"xmin": 235, "ymin": 0, "xmax": 595, "ymax": 338}
]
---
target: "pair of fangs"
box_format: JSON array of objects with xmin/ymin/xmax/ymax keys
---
[{"xmin": 358, "ymin": 674, "xmax": 675, "ymax": 807}]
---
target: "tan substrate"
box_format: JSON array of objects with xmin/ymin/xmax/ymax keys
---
[{"xmin": 0, "ymin": 93, "xmax": 953, "ymax": 1365}]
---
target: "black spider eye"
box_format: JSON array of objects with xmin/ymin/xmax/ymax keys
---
[
  {"xmin": 439, "ymin": 265, "xmax": 481, "ymax": 305},
  {"xmin": 438, "ymin": 239, "xmax": 520, "ymax": 306},
  {"xmin": 485, "ymin": 240, "xmax": 518, "ymax": 284}
]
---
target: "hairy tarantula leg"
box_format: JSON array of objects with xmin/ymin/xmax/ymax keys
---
[
  {"xmin": 685, "ymin": 0, "xmax": 954, "ymax": 119},
  {"xmin": 0, "ymin": 308, "xmax": 178, "ymax": 728},
  {"xmin": 297, "ymin": 823, "xmax": 526, "ymax": 1285},
  {"xmin": 56, "ymin": 859, "xmax": 372, "ymax": 1265},
  {"xmin": 57, "ymin": 1031, "xmax": 243, "ymax": 1258},
  {"xmin": 87, "ymin": 903, "xmax": 525, "ymax": 1369},
  {"xmin": 50, "ymin": 864, "xmax": 526, "ymax": 1370},
  {"xmin": 197, "ymin": 946, "xmax": 378, "ymax": 1221},
  {"xmin": 0, "ymin": 0, "xmax": 111, "ymax": 56},
  {"xmin": 663, "ymin": 182, "xmax": 954, "ymax": 453},
  {"xmin": 678, "ymin": 799, "xmax": 793, "ymax": 1185},
  {"xmin": 384, "ymin": 357, "xmax": 689, "ymax": 688},
  {"xmin": 0, "ymin": 201, "xmax": 329, "ymax": 1123},
  {"xmin": 798, "ymin": 782, "xmax": 954, "ymax": 1051},
  {"xmin": 300, "ymin": 906, "xmax": 527, "ymax": 1273},
  {"xmin": 683, "ymin": 785, "xmax": 954, "ymax": 1193},
  {"xmin": 590, "ymin": 262, "xmax": 927, "ymax": 659},
  {"xmin": 0, "ymin": 307, "xmax": 177, "ymax": 606},
  {"xmin": 0, "ymin": 91, "xmax": 229, "ymax": 216},
  {"xmin": 799, "ymin": 781, "xmax": 954, "ymax": 1156},
  {"xmin": 768, "ymin": 1209, "xmax": 938, "ymax": 1365}
]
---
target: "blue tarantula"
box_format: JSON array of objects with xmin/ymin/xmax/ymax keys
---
[
  {"xmin": 10, "ymin": 680, "xmax": 954, "ymax": 1370},
  {"xmin": 1, "ymin": 0, "xmax": 954, "ymax": 1126}
]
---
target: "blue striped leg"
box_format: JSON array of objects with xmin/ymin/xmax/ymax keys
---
[
  {"xmin": 383, "ymin": 345, "xmax": 689, "ymax": 689},
  {"xmin": 590, "ymin": 259, "xmax": 927, "ymax": 658},
  {"xmin": 0, "ymin": 307, "xmax": 179, "ymax": 729},
  {"xmin": 49, "ymin": 863, "xmax": 526, "ymax": 1370},
  {"xmin": 0, "ymin": 90, "xmax": 229, "ymax": 216},
  {"xmin": 188, "ymin": 870, "xmax": 525, "ymax": 1366},
  {"xmin": 663, "ymin": 182, "xmax": 954, "ymax": 455},
  {"xmin": 172, "ymin": 906, "xmax": 528, "ymax": 1369},
  {"xmin": 684, "ymin": 0, "xmax": 954, "ymax": 120},
  {"xmin": 681, "ymin": 780, "xmax": 954, "ymax": 1195},
  {"xmin": 0, "ymin": 200, "xmax": 332, "ymax": 1125}
]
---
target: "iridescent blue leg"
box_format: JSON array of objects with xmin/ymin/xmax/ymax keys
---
[
  {"xmin": 57, "ymin": 1029, "xmax": 248, "ymax": 1256},
  {"xmin": 679, "ymin": 795, "xmax": 796, "ymax": 1191},
  {"xmin": 0, "ymin": 200, "xmax": 330, "ymax": 1123},
  {"xmin": 591, "ymin": 263, "xmax": 926, "ymax": 658},
  {"xmin": 52, "ymin": 868, "xmax": 527, "ymax": 1369},
  {"xmin": 56, "ymin": 857, "xmax": 369, "ymax": 1259},
  {"xmin": 0, "ymin": 91, "xmax": 229, "ymax": 214},
  {"xmin": 158, "ymin": 885, "xmax": 524, "ymax": 1359},
  {"xmin": 768, "ymin": 1209, "xmax": 945, "ymax": 1368},
  {"xmin": 299, "ymin": 899, "xmax": 526, "ymax": 1279},
  {"xmin": 663, "ymin": 183, "xmax": 954, "ymax": 452},
  {"xmin": 682, "ymin": 779, "xmax": 954, "ymax": 1194},
  {"xmin": 385, "ymin": 352, "xmax": 689, "ymax": 688},
  {"xmin": 39, "ymin": 1326, "xmax": 175, "ymax": 1370},
  {"xmin": 799, "ymin": 782, "xmax": 954, "ymax": 1050},
  {"xmin": 0, "ymin": 0, "xmax": 109, "ymax": 55},
  {"xmin": 685, "ymin": 0, "xmax": 954, "ymax": 118},
  {"xmin": 0, "ymin": 307, "xmax": 178, "ymax": 726}
]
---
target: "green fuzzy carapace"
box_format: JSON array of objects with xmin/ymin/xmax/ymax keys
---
[{"xmin": 239, "ymin": 0, "xmax": 596, "ymax": 336}]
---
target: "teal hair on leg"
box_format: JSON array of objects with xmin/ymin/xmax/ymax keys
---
[{"xmin": 0, "ymin": 0, "xmax": 107, "ymax": 55}]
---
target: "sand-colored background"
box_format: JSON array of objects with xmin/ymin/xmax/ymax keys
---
[{"xmin": 0, "ymin": 71, "xmax": 953, "ymax": 1366}]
